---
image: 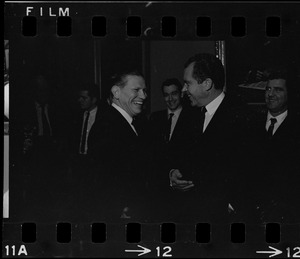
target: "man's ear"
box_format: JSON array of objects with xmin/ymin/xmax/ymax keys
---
[
  {"xmin": 204, "ymin": 78, "xmax": 213, "ymax": 91},
  {"xmin": 111, "ymin": 85, "xmax": 120, "ymax": 99}
]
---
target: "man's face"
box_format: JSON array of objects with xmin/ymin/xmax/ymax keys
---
[
  {"xmin": 117, "ymin": 75, "xmax": 147, "ymax": 117},
  {"xmin": 78, "ymin": 90, "xmax": 97, "ymax": 111},
  {"xmin": 265, "ymin": 79, "xmax": 288, "ymax": 116},
  {"xmin": 183, "ymin": 62, "xmax": 208, "ymax": 107},
  {"xmin": 163, "ymin": 84, "xmax": 182, "ymax": 111}
]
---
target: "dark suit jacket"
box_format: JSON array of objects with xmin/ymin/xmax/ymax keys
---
[
  {"xmin": 18, "ymin": 99, "xmax": 67, "ymax": 158},
  {"xmin": 148, "ymin": 106, "xmax": 200, "ymax": 221},
  {"xmin": 83, "ymin": 105, "xmax": 151, "ymax": 222},
  {"xmin": 68, "ymin": 101, "xmax": 109, "ymax": 157},
  {"xmin": 247, "ymin": 109, "xmax": 300, "ymax": 223},
  {"xmin": 21, "ymin": 101, "xmax": 61, "ymax": 137},
  {"xmin": 168, "ymin": 96, "xmax": 252, "ymax": 223},
  {"xmin": 150, "ymin": 106, "xmax": 199, "ymax": 151}
]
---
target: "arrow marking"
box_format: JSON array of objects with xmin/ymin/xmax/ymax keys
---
[
  {"xmin": 125, "ymin": 245, "xmax": 151, "ymax": 257},
  {"xmin": 256, "ymin": 246, "xmax": 282, "ymax": 258}
]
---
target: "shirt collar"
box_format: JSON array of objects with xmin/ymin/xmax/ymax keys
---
[
  {"xmin": 86, "ymin": 106, "xmax": 97, "ymax": 115},
  {"xmin": 111, "ymin": 102, "xmax": 133, "ymax": 124},
  {"xmin": 205, "ymin": 92, "xmax": 225, "ymax": 115},
  {"xmin": 267, "ymin": 110, "xmax": 288, "ymax": 122},
  {"xmin": 35, "ymin": 101, "xmax": 48, "ymax": 108},
  {"xmin": 168, "ymin": 106, "xmax": 182, "ymax": 117}
]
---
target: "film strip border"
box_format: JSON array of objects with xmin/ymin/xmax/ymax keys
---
[
  {"xmin": 5, "ymin": 3, "xmax": 300, "ymax": 41},
  {"xmin": 21, "ymin": 15, "xmax": 284, "ymax": 37},
  {"xmin": 4, "ymin": 222, "xmax": 299, "ymax": 244}
]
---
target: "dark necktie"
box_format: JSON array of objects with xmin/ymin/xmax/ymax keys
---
[
  {"xmin": 166, "ymin": 113, "xmax": 174, "ymax": 142},
  {"xmin": 41, "ymin": 105, "xmax": 51, "ymax": 136},
  {"xmin": 267, "ymin": 118, "xmax": 277, "ymax": 138},
  {"xmin": 199, "ymin": 106, "xmax": 207, "ymax": 134},
  {"xmin": 131, "ymin": 117, "xmax": 139, "ymax": 135},
  {"xmin": 80, "ymin": 111, "xmax": 90, "ymax": 154}
]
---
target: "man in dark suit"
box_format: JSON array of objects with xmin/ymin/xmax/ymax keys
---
[
  {"xmin": 21, "ymin": 75, "xmax": 58, "ymax": 157},
  {"xmin": 16, "ymin": 75, "xmax": 69, "ymax": 220},
  {"xmin": 169, "ymin": 53, "xmax": 250, "ymax": 223},
  {"xmin": 68, "ymin": 83, "xmax": 108, "ymax": 219},
  {"xmin": 249, "ymin": 67, "xmax": 300, "ymax": 223},
  {"xmin": 150, "ymin": 78, "xmax": 197, "ymax": 151},
  {"xmin": 85, "ymin": 70, "xmax": 150, "ymax": 222},
  {"xmin": 70, "ymin": 84, "xmax": 103, "ymax": 158},
  {"xmin": 149, "ymin": 78, "xmax": 199, "ymax": 221}
]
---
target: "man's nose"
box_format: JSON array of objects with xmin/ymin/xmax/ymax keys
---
[{"xmin": 139, "ymin": 89, "xmax": 147, "ymax": 99}]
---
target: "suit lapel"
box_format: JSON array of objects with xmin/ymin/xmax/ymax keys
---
[
  {"xmin": 203, "ymin": 97, "xmax": 228, "ymax": 136},
  {"xmin": 110, "ymin": 106, "xmax": 138, "ymax": 139},
  {"xmin": 170, "ymin": 109, "xmax": 184, "ymax": 141}
]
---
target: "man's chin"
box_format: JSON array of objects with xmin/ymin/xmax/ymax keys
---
[{"xmin": 168, "ymin": 105, "xmax": 179, "ymax": 111}]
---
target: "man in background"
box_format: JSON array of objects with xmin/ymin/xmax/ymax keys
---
[
  {"xmin": 149, "ymin": 78, "xmax": 198, "ymax": 221},
  {"xmin": 68, "ymin": 83, "xmax": 106, "ymax": 220},
  {"xmin": 249, "ymin": 67, "xmax": 300, "ymax": 223}
]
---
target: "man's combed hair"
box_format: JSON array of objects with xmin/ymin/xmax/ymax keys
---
[
  {"xmin": 267, "ymin": 67, "xmax": 288, "ymax": 81},
  {"xmin": 111, "ymin": 70, "xmax": 144, "ymax": 88},
  {"xmin": 161, "ymin": 78, "xmax": 183, "ymax": 93},
  {"xmin": 79, "ymin": 83, "xmax": 99, "ymax": 99},
  {"xmin": 108, "ymin": 69, "xmax": 144, "ymax": 102},
  {"xmin": 184, "ymin": 53, "xmax": 225, "ymax": 90},
  {"xmin": 266, "ymin": 64, "xmax": 300, "ymax": 110}
]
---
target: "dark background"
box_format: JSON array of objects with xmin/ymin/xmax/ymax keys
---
[{"xmin": 3, "ymin": 2, "xmax": 300, "ymax": 257}]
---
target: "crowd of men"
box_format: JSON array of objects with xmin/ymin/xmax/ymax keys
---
[{"xmin": 14, "ymin": 53, "xmax": 300, "ymax": 224}]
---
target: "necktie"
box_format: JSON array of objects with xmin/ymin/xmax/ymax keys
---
[
  {"xmin": 131, "ymin": 117, "xmax": 139, "ymax": 135},
  {"xmin": 41, "ymin": 105, "xmax": 51, "ymax": 136},
  {"xmin": 267, "ymin": 118, "xmax": 277, "ymax": 138},
  {"xmin": 80, "ymin": 111, "xmax": 90, "ymax": 154},
  {"xmin": 166, "ymin": 113, "xmax": 174, "ymax": 142},
  {"xmin": 199, "ymin": 106, "xmax": 207, "ymax": 134}
]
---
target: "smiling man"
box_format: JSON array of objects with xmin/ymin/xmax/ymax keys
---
[
  {"xmin": 148, "ymin": 78, "xmax": 201, "ymax": 221},
  {"xmin": 167, "ymin": 53, "xmax": 251, "ymax": 223},
  {"xmin": 150, "ymin": 78, "xmax": 184, "ymax": 144},
  {"xmin": 249, "ymin": 67, "xmax": 300, "ymax": 223},
  {"xmin": 265, "ymin": 76, "xmax": 288, "ymax": 134},
  {"xmin": 85, "ymin": 70, "xmax": 151, "ymax": 223},
  {"xmin": 110, "ymin": 71, "xmax": 147, "ymax": 134}
]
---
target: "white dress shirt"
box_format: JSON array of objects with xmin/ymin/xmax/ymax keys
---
[
  {"xmin": 203, "ymin": 92, "xmax": 225, "ymax": 132},
  {"xmin": 112, "ymin": 103, "xmax": 138, "ymax": 135},
  {"xmin": 168, "ymin": 106, "xmax": 182, "ymax": 140},
  {"xmin": 265, "ymin": 110, "xmax": 288, "ymax": 135},
  {"xmin": 79, "ymin": 106, "xmax": 98, "ymax": 154},
  {"xmin": 35, "ymin": 102, "xmax": 52, "ymax": 136}
]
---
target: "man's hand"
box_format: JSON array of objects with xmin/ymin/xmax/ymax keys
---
[{"xmin": 170, "ymin": 169, "xmax": 194, "ymax": 191}]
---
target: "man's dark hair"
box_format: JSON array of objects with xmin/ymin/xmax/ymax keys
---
[
  {"xmin": 161, "ymin": 78, "xmax": 183, "ymax": 93},
  {"xmin": 79, "ymin": 83, "xmax": 99, "ymax": 99},
  {"xmin": 111, "ymin": 69, "xmax": 144, "ymax": 88},
  {"xmin": 184, "ymin": 53, "xmax": 225, "ymax": 90},
  {"xmin": 266, "ymin": 64, "xmax": 300, "ymax": 110},
  {"xmin": 267, "ymin": 67, "xmax": 288, "ymax": 81},
  {"xmin": 108, "ymin": 69, "xmax": 144, "ymax": 101}
]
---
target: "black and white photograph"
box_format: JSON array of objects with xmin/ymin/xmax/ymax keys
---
[{"xmin": 3, "ymin": 1, "xmax": 300, "ymax": 258}]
